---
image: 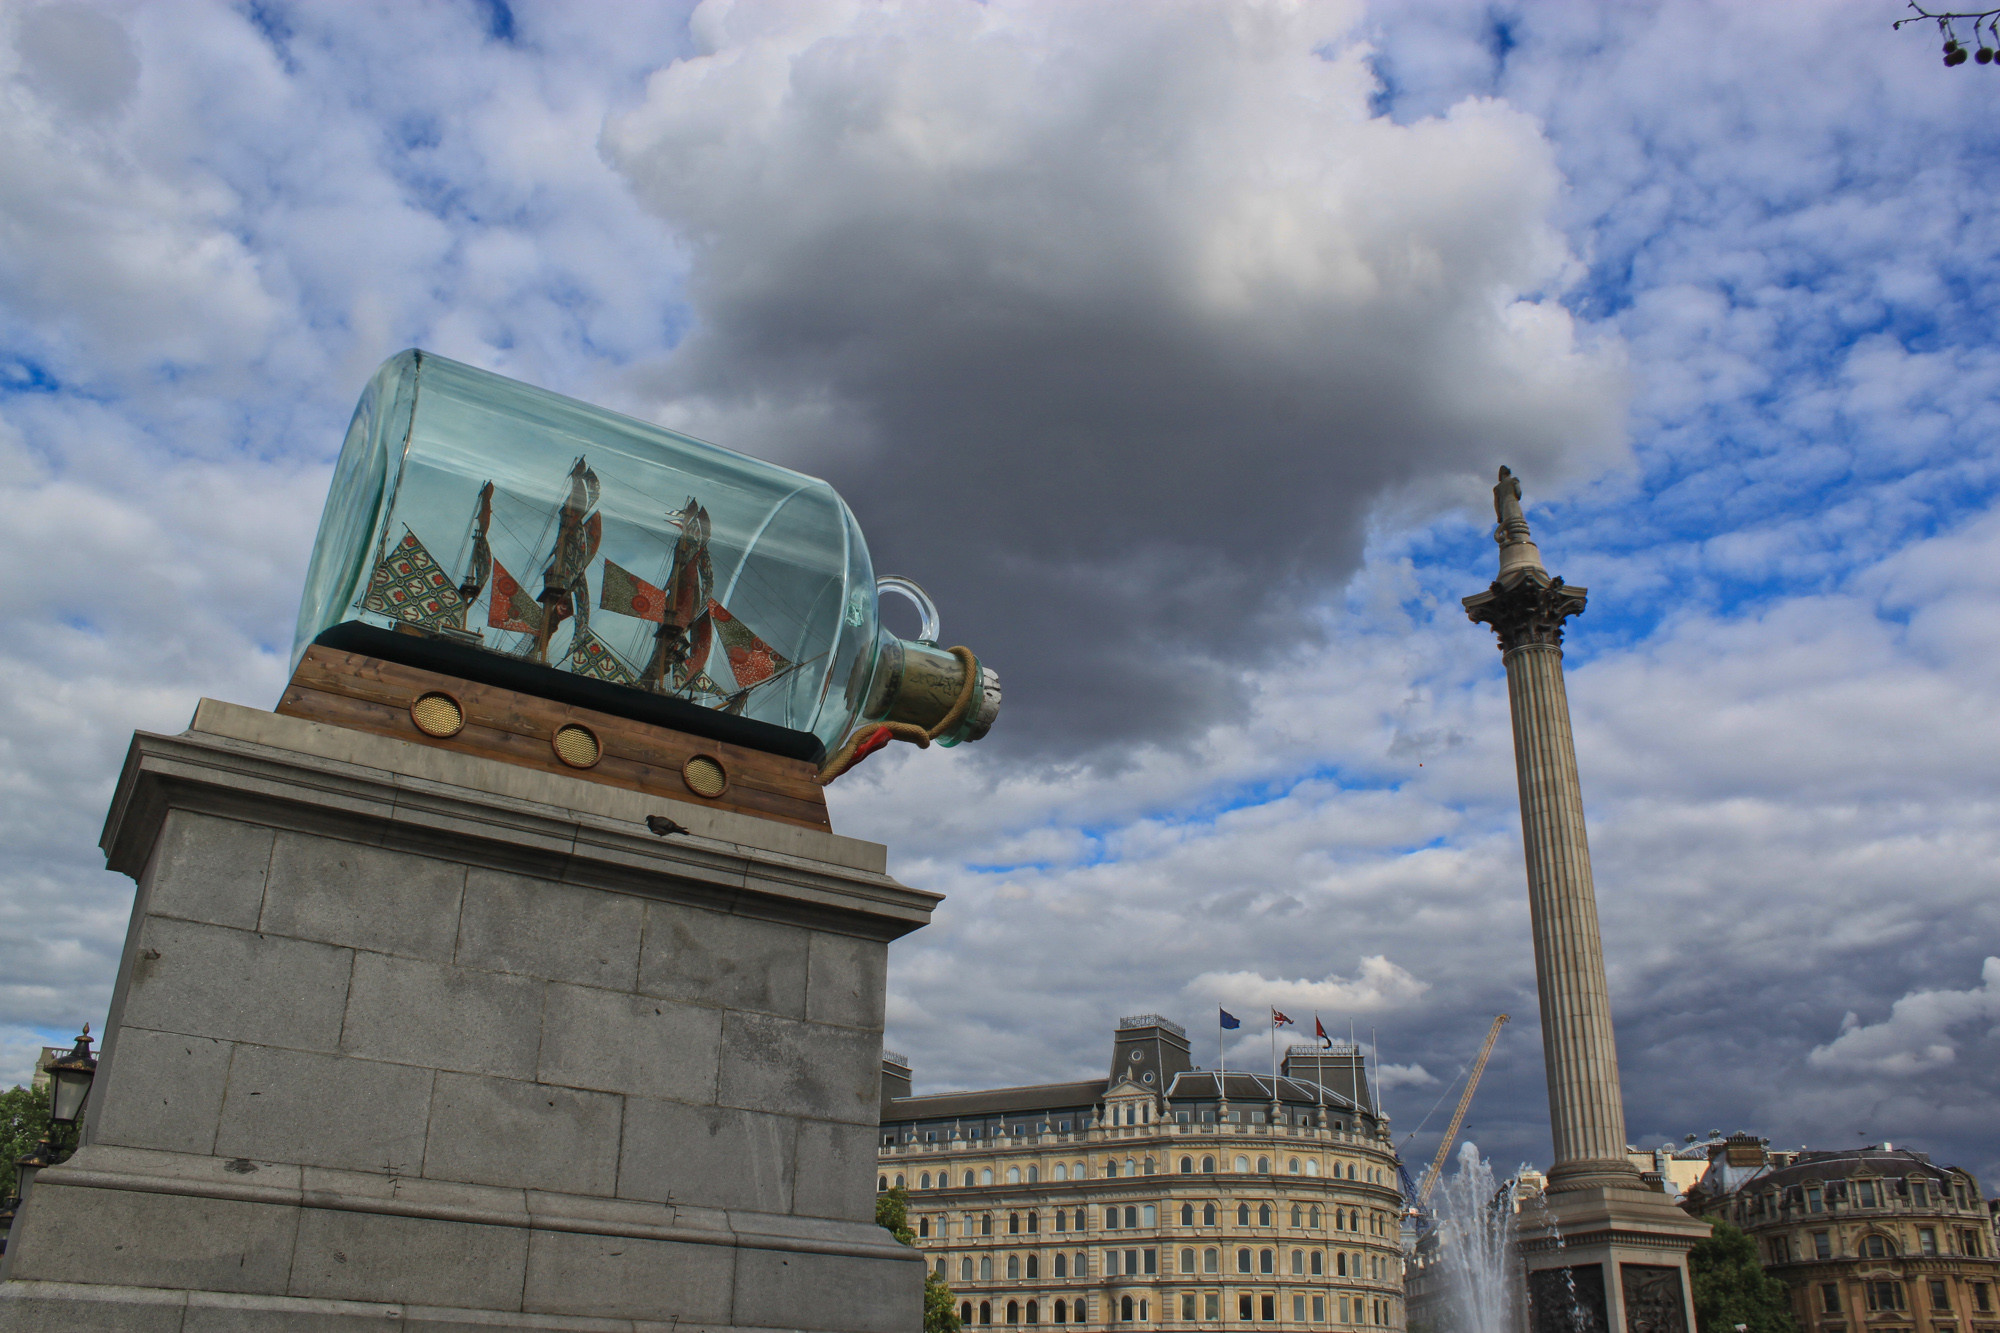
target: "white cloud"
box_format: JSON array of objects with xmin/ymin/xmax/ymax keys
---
[
  {"xmin": 1807, "ymin": 959, "xmax": 2000, "ymax": 1076},
  {"xmin": 1185, "ymin": 959, "xmax": 1431, "ymax": 1015}
]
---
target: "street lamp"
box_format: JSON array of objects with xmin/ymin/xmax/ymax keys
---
[
  {"xmin": 44, "ymin": 1025, "xmax": 95, "ymax": 1128},
  {"xmin": 13, "ymin": 1138, "xmax": 56, "ymax": 1200}
]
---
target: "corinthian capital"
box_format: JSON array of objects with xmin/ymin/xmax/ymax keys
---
[{"xmin": 1462, "ymin": 572, "xmax": 1588, "ymax": 653}]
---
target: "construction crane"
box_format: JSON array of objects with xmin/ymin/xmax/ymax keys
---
[{"xmin": 1415, "ymin": 1014, "xmax": 1509, "ymax": 1207}]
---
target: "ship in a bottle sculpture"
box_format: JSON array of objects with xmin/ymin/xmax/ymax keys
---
[{"xmin": 286, "ymin": 350, "xmax": 999, "ymax": 829}]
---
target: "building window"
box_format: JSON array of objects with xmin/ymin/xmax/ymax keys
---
[
  {"xmin": 1106, "ymin": 1161, "xmax": 1118, "ymax": 1179},
  {"xmin": 1055, "ymin": 1164, "xmax": 1068, "ymax": 1182},
  {"xmin": 1056, "ymin": 1301, "xmax": 1068, "ymax": 1323},
  {"xmin": 1120, "ymin": 1297, "xmax": 1134, "ymax": 1323},
  {"xmin": 1182, "ymin": 1204, "xmax": 1195, "ymax": 1227},
  {"xmin": 1074, "ymin": 1210, "xmax": 1086, "ymax": 1232},
  {"xmin": 1857, "ymin": 1181, "xmax": 1879, "ymax": 1208},
  {"xmin": 1313, "ymin": 1296, "xmax": 1326, "ymax": 1322},
  {"xmin": 1261, "ymin": 1249, "xmax": 1275, "ymax": 1275},
  {"xmin": 920, "ymin": 1172, "xmax": 931, "ymax": 1189},
  {"xmin": 1073, "ymin": 1299, "xmax": 1088, "ymax": 1324},
  {"xmin": 963, "ymin": 1259, "xmax": 974, "ymax": 1282},
  {"xmin": 1205, "ymin": 1203, "xmax": 1218, "ymax": 1226},
  {"xmin": 1262, "ymin": 1295, "xmax": 1277, "ymax": 1321},
  {"xmin": 1239, "ymin": 1204, "xmax": 1252, "ymax": 1227},
  {"xmin": 1056, "ymin": 1211, "xmax": 1068, "ymax": 1234},
  {"xmin": 983, "ymin": 1215, "xmax": 994, "ymax": 1237},
  {"xmin": 1125, "ymin": 1207, "xmax": 1139, "ymax": 1229},
  {"xmin": 1238, "ymin": 1248, "xmax": 1252, "ymax": 1274},
  {"xmin": 1143, "ymin": 1206, "xmax": 1157, "ymax": 1227},
  {"xmin": 1864, "ymin": 1235, "xmax": 1890, "ymax": 1259},
  {"xmin": 1182, "ymin": 1157, "xmax": 1195, "ymax": 1174},
  {"xmin": 1181, "ymin": 1248, "xmax": 1196, "ymax": 1272},
  {"xmin": 1240, "ymin": 1296, "xmax": 1254, "ymax": 1321},
  {"xmin": 1204, "ymin": 1248, "xmax": 1219, "ymax": 1274},
  {"xmin": 1929, "ymin": 1281, "xmax": 1951, "ymax": 1312},
  {"xmin": 1028, "ymin": 1302, "xmax": 1040, "ymax": 1325},
  {"xmin": 1920, "ymin": 1228, "xmax": 1938, "ymax": 1257},
  {"xmin": 1866, "ymin": 1282, "xmax": 1905, "ymax": 1312},
  {"xmin": 981, "ymin": 1256, "xmax": 993, "ymax": 1281},
  {"xmin": 1028, "ymin": 1255, "xmax": 1040, "ymax": 1278},
  {"xmin": 1821, "ymin": 1285, "xmax": 1841, "ymax": 1314},
  {"xmin": 1236, "ymin": 1156, "xmax": 1251, "ymax": 1173},
  {"xmin": 1106, "ymin": 1250, "xmax": 1121, "ymax": 1277},
  {"xmin": 1182, "ymin": 1295, "xmax": 1197, "ymax": 1321},
  {"xmin": 1290, "ymin": 1158, "xmax": 1301, "ymax": 1175},
  {"xmin": 1203, "ymin": 1156, "xmax": 1216, "ymax": 1173},
  {"xmin": 1972, "ymin": 1283, "xmax": 1991, "ymax": 1313},
  {"xmin": 1126, "ymin": 1158, "xmax": 1138, "ymax": 1176},
  {"xmin": 964, "ymin": 1303, "xmax": 975, "ymax": 1325},
  {"xmin": 1337, "ymin": 1253, "xmax": 1347, "ymax": 1277},
  {"xmin": 1292, "ymin": 1205, "xmax": 1303, "ymax": 1229},
  {"xmin": 982, "ymin": 1169, "xmax": 994, "ymax": 1186},
  {"xmin": 1206, "ymin": 1294, "xmax": 1222, "ymax": 1321},
  {"xmin": 1260, "ymin": 1204, "xmax": 1273, "ymax": 1228},
  {"xmin": 1295, "ymin": 1296, "xmax": 1307, "ymax": 1321},
  {"xmin": 1293, "ymin": 1250, "xmax": 1304, "ymax": 1275},
  {"xmin": 1813, "ymin": 1232, "xmax": 1830, "ymax": 1260},
  {"xmin": 880, "ymin": 1176, "xmax": 889, "ymax": 1192},
  {"xmin": 980, "ymin": 1302, "xmax": 993, "ymax": 1325},
  {"xmin": 1055, "ymin": 1254, "xmax": 1068, "ymax": 1279},
  {"xmin": 1311, "ymin": 1251, "xmax": 1323, "ymax": 1275},
  {"xmin": 1306, "ymin": 1160, "xmax": 1320, "ymax": 1177},
  {"xmin": 1145, "ymin": 1249, "xmax": 1159, "ymax": 1275},
  {"xmin": 1029, "ymin": 1212, "xmax": 1040, "ymax": 1234},
  {"xmin": 1310, "ymin": 1206, "xmax": 1320, "ymax": 1228},
  {"xmin": 1011, "ymin": 1214, "xmax": 1021, "ymax": 1235},
  {"xmin": 1008, "ymin": 1255, "xmax": 1020, "ymax": 1280},
  {"xmin": 1007, "ymin": 1301, "xmax": 1019, "ymax": 1324},
  {"xmin": 920, "ymin": 1218, "xmax": 930, "ymax": 1238},
  {"xmin": 1107, "ymin": 1209, "xmax": 1120, "ymax": 1231},
  {"xmin": 1075, "ymin": 1250, "xmax": 1086, "ymax": 1276},
  {"xmin": 1258, "ymin": 1157, "xmax": 1270, "ymax": 1173},
  {"xmin": 1009, "ymin": 1168, "xmax": 1022, "ymax": 1184}
]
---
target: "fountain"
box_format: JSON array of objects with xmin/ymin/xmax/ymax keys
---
[{"xmin": 1432, "ymin": 1142, "xmax": 1524, "ymax": 1333}]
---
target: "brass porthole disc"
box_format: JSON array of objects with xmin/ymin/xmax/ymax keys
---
[
  {"xmin": 409, "ymin": 692, "xmax": 465, "ymax": 738},
  {"xmin": 552, "ymin": 723, "xmax": 602, "ymax": 769},
  {"xmin": 682, "ymin": 754, "xmax": 728, "ymax": 799}
]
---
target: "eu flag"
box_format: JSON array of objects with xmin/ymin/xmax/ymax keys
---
[{"xmin": 1219, "ymin": 1008, "xmax": 1241, "ymax": 1030}]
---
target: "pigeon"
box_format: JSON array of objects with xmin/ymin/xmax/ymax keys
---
[{"xmin": 646, "ymin": 814, "xmax": 692, "ymax": 838}]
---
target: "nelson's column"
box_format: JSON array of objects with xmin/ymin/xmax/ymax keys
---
[{"xmin": 1463, "ymin": 469, "xmax": 1707, "ymax": 1333}]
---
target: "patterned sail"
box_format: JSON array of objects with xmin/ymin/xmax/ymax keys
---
[
  {"xmin": 707, "ymin": 599, "xmax": 791, "ymax": 687},
  {"xmin": 362, "ymin": 529, "xmax": 468, "ymax": 631},
  {"xmin": 488, "ymin": 560, "xmax": 544, "ymax": 634},
  {"xmin": 600, "ymin": 560, "xmax": 667, "ymax": 623},
  {"xmin": 567, "ymin": 628, "xmax": 638, "ymax": 685}
]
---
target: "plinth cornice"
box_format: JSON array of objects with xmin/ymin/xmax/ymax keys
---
[{"xmin": 1462, "ymin": 568, "xmax": 1588, "ymax": 653}]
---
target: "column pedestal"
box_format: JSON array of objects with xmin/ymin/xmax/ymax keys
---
[{"xmin": 0, "ymin": 699, "xmax": 933, "ymax": 1331}]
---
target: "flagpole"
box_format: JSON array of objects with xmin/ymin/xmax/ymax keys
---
[{"xmin": 1269, "ymin": 1011, "xmax": 1278, "ymax": 1096}]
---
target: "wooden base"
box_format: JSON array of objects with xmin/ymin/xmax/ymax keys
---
[{"xmin": 279, "ymin": 646, "xmax": 831, "ymax": 831}]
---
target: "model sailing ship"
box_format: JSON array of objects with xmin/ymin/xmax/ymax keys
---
[{"xmin": 357, "ymin": 456, "xmax": 801, "ymax": 718}]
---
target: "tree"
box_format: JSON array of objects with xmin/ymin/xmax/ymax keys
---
[
  {"xmin": 1894, "ymin": 4, "xmax": 2000, "ymax": 66},
  {"xmin": 876, "ymin": 1187, "xmax": 962, "ymax": 1333},
  {"xmin": 0, "ymin": 1084, "xmax": 52, "ymax": 1197},
  {"xmin": 1688, "ymin": 1220, "xmax": 1800, "ymax": 1333}
]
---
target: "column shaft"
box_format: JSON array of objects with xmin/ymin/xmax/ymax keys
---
[{"xmin": 1502, "ymin": 642, "xmax": 1630, "ymax": 1175}]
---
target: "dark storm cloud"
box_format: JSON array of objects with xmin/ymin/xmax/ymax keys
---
[{"xmin": 603, "ymin": 0, "xmax": 1626, "ymax": 752}]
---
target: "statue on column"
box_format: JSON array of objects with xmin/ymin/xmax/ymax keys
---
[{"xmin": 1493, "ymin": 466, "xmax": 1532, "ymax": 545}]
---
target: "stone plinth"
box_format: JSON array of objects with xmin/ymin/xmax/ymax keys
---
[
  {"xmin": 0, "ymin": 699, "xmax": 933, "ymax": 1331},
  {"xmin": 1518, "ymin": 1184, "xmax": 1711, "ymax": 1333}
]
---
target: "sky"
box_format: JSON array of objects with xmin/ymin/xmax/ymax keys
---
[{"xmin": 3, "ymin": 0, "xmax": 1998, "ymax": 1190}]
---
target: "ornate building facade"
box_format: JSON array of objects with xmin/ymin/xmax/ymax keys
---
[
  {"xmin": 1685, "ymin": 1137, "xmax": 1999, "ymax": 1333},
  {"xmin": 876, "ymin": 1015, "xmax": 1407, "ymax": 1333}
]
